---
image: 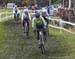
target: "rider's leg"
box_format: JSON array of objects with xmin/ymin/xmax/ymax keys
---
[
  {"xmin": 17, "ymin": 14, "xmax": 20, "ymax": 20},
  {"xmin": 43, "ymin": 30, "xmax": 47, "ymax": 42},
  {"xmin": 43, "ymin": 25, "xmax": 47, "ymax": 42},
  {"xmin": 27, "ymin": 21, "xmax": 29, "ymax": 36},
  {"xmin": 36, "ymin": 29, "xmax": 39, "ymax": 40},
  {"xmin": 23, "ymin": 20, "xmax": 25, "ymax": 33},
  {"xmin": 47, "ymin": 23, "xmax": 49, "ymax": 36},
  {"xmin": 36, "ymin": 29, "xmax": 41, "ymax": 48},
  {"xmin": 14, "ymin": 14, "xmax": 16, "ymax": 20}
]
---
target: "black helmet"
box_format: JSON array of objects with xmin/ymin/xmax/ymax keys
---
[{"xmin": 35, "ymin": 12, "xmax": 40, "ymax": 18}]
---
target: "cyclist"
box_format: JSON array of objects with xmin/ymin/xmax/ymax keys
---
[
  {"xmin": 32, "ymin": 12, "xmax": 46, "ymax": 47},
  {"xmin": 23, "ymin": 6, "xmax": 28, "ymax": 10},
  {"xmin": 13, "ymin": 5, "xmax": 20, "ymax": 20},
  {"xmin": 47, "ymin": 5, "xmax": 51, "ymax": 14},
  {"xmin": 41, "ymin": 9, "xmax": 49, "ymax": 37},
  {"xmin": 21, "ymin": 8, "xmax": 31, "ymax": 36}
]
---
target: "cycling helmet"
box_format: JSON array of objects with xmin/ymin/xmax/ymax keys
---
[
  {"xmin": 35, "ymin": 12, "xmax": 40, "ymax": 18},
  {"xmin": 15, "ymin": 5, "xmax": 17, "ymax": 8},
  {"xmin": 24, "ymin": 8, "xmax": 28, "ymax": 13},
  {"xmin": 24, "ymin": 6, "xmax": 27, "ymax": 9},
  {"xmin": 42, "ymin": 8, "xmax": 47, "ymax": 12},
  {"xmin": 41, "ymin": 8, "xmax": 47, "ymax": 16}
]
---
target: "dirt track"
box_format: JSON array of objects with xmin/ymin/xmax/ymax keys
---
[{"xmin": 0, "ymin": 19, "xmax": 73, "ymax": 59}]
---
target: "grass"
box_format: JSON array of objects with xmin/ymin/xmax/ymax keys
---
[
  {"xmin": 49, "ymin": 27, "xmax": 75, "ymax": 57},
  {"xmin": 0, "ymin": 23, "xmax": 7, "ymax": 50},
  {"xmin": 0, "ymin": 8, "xmax": 13, "ymax": 22},
  {"xmin": 0, "ymin": 8, "xmax": 12, "ymax": 12},
  {"xmin": 0, "ymin": 8, "xmax": 13, "ymax": 21},
  {"xmin": 0, "ymin": 19, "xmax": 75, "ymax": 59},
  {"xmin": 0, "ymin": 8, "xmax": 13, "ymax": 18},
  {"xmin": 1, "ymin": 13, "xmax": 13, "ymax": 18}
]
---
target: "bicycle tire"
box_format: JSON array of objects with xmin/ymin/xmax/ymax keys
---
[{"xmin": 40, "ymin": 44, "xmax": 45, "ymax": 54}]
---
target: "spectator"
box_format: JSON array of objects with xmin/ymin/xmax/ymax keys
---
[{"xmin": 47, "ymin": 5, "xmax": 51, "ymax": 14}]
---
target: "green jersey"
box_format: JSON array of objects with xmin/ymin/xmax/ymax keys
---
[
  {"xmin": 35, "ymin": 18, "xmax": 44, "ymax": 26},
  {"xmin": 32, "ymin": 17, "xmax": 46, "ymax": 28}
]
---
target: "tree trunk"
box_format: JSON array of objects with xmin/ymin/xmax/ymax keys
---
[
  {"xmin": 69, "ymin": 0, "xmax": 71, "ymax": 8},
  {"xmin": 74, "ymin": 0, "xmax": 75, "ymax": 14},
  {"xmin": 68, "ymin": 0, "xmax": 71, "ymax": 22},
  {"xmin": 49, "ymin": 0, "xmax": 51, "ymax": 5},
  {"xmin": 63, "ymin": 0, "xmax": 64, "ymax": 7}
]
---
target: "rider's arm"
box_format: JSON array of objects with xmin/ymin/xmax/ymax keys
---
[
  {"xmin": 17, "ymin": 8, "xmax": 20, "ymax": 14},
  {"xmin": 21, "ymin": 13, "xmax": 24, "ymax": 21},
  {"xmin": 32, "ymin": 17, "xmax": 35, "ymax": 28},
  {"xmin": 41, "ymin": 17, "xmax": 47, "ymax": 26},
  {"xmin": 28, "ymin": 13, "xmax": 31, "ymax": 21}
]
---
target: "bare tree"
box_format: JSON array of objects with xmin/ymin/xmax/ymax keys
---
[
  {"xmin": 74, "ymin": 0, "xmax": 75, "ymax": 14},
  {"xmin": 49, "ymin": 0, "xmax": 51, "ymax": 5}
]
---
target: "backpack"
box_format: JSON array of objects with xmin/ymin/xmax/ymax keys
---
[{"xmin": 35, "ymin": 18, "xmax": 44, "ymax": 26}]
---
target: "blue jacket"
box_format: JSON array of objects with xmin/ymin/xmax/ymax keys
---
[{"xmin": 47, "ymin": 5, "xmax": 51, "ymax": 14}]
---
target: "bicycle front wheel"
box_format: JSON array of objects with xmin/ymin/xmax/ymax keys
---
[{"xmin": 40, "ymin": 44, "xmax": 45, "ymax": 54}]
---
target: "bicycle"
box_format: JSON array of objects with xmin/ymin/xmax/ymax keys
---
[
  {"xmin": 38, "ymin": 29, "xmax": 46, "ymax": 54},
  {"xmin": 24, "ymin": 22, "xmax": 29, "ymax": 37}
]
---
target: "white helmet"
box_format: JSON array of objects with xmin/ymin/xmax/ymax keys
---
[
  {"xmin": 42, "ymin": 8, "xmax": 47, "ymax": 12},
  {"xmin": 24, "ymin": 8, "xmax": 28, "ymax": 12},
  {"xmin": 15, "ymin": 5, "xmax": 17, "ymax": 8},
  {"xmin": 24, "ymin": 6, "xmax": 27, "ymax": 9}
]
